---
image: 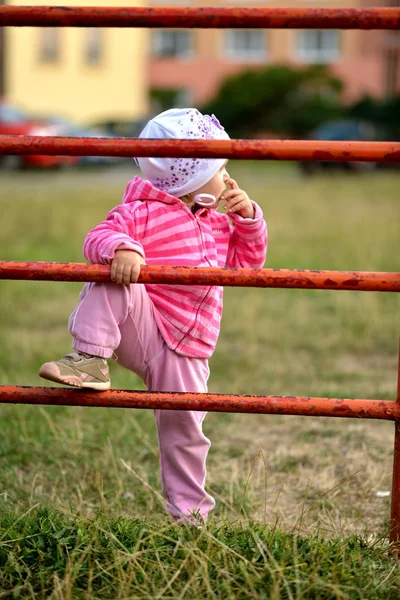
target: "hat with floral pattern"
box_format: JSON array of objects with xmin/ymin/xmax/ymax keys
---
[{"xmin": 135, "ymin": 108, "xmax": 230, "ymax": 198}]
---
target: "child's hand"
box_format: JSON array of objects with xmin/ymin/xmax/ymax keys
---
[
  {"xmin": 222, "ymin": 176, "xmax": 255, "ymax": 219},
  {"xmin": 111, "ymin": 250, "xmax": 146, "ymax": 285}
]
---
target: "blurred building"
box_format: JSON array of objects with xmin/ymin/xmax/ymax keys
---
[
  {"xmin": 149, "ymin": 0, "xmax": 400, "ymax": 110},
  {"xmin": 1, "ymin": 0, "xmax": 398, "ymax": 122},
  {"xmin": 2, "ymin": 0, "xmax": 149, "ymax": 123}
]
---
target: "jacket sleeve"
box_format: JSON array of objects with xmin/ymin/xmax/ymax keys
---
[
  {"xmin": 225, "ymin": 201, "xmax": 267, "ymax": 269},
  {"xmin": 83, "ymin": 202, "xmax": 145, "ymax": 265}
]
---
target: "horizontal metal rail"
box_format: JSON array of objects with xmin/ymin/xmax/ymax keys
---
[
  {"xmin": 0, "ymin": 6, "xmax": 399, "ymax": 29},
  {"xmin": 0, "ymin": 386, "xmax": 398, "ymax": 420},
  {"xmin": 1, "ymin": 136, "xmax": 399, "ymax": 163},
  {"xmin": 1, "ymin": 262, "xmax": 399, "ymax": 292}
]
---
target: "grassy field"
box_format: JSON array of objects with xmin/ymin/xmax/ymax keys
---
[{"xmin": 0, "ymin": 163, "xmax": 399, "ymax": 598}]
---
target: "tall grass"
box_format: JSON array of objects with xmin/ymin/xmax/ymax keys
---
[{"xmin": 0, "ymin": 164, "xmax": 399, "ymax": 597}]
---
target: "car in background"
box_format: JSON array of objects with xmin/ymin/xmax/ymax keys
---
[
  {"xmin": 38, "ymin": 115, "xmax": 121, "ymax": 167},
  {"xmin": 300, "ymin": 119, "xmax": 398, "ymax": 175},
  {"xmin": 0, "ymin": 101, "xmax": 79, "ymax": 170},
  {"xmin": 89, "ymin": 118, "xmax": 148, "ymax": 139}
]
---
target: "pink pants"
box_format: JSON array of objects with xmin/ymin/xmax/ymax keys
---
[{"xmin": 68, "ymin": 282, "xmax": 215, "ymax": 522}]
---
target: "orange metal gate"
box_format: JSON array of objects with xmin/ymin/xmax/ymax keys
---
[{"xmin": 0, "ymin": 5, "xmax": 399, "ymax": 542}]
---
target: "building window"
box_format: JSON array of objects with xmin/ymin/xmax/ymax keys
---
[
  {"xmin": 296, "ymin": 30, "xmax": 340, "ymax": 63},
  {"xmin": 224, "ymin": 30, "xmax": 267, "ymax": 60},
  {"xmin": 39, "ymin": 28, "xmax": 60, "ymax": 63},
  {"xmin": 84, "ymin": 28, "xmax": 103, "ymax": 65},
  {"xmin": 152, "ymin": 31, "xmax": 193, "ymax": 58}
]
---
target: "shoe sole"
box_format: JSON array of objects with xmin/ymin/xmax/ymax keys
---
[{"xmin": 39, "ymin": 363, "xmax": 111, "ymax": 391}]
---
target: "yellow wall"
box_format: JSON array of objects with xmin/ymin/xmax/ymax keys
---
[{"xmin": 5, "ymin": 0, "xmax": 149, "ymax": 124}]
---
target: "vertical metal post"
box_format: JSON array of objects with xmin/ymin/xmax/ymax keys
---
[{"xmin": 390, "ymin": 340, "xmax": 400, "ymax": 546}]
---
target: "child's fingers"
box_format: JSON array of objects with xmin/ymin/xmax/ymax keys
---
[
  {"xmin": 112, "ymin": 261, "xmax": 130, "ymax": 285},
  {"xmin": 226, "ymin": 177, "xmax": 239, "ymax": 190},
  {"xmin": 111, "ymin": 261, "xmax": 117, "ymax": 282},
  {"xmin": 116, "ymin": 263, "xmax": 128, "ymax": 285},
  {"xmin": 223, "ymin": 188, "xmax": 241, "ymax": 198},
  {"xmin": 111, "ymin": 255, "xmax": 144, "ymax": 285},
  {"xmin": 230, "ymin": 202, "xmax": 248, "ymax": 215},
  {"xmin": 222, "ymin": 189, "xmax": 242, "ymax": 204},
  {"xmin": 226, "ymin": 198, "xmax": 249, "ymax": 214},
  {"xmin": 122, "ymin": 264, "xmax": 133, "ymax": 286},
  {"xmin": 223, "ymin": 192, "xmax": 244, "ymax": 209},
  {"xmin": 114, "ymin": 265, "xmax": 123, "ymax": 285},
  {"xmin": 111, "ymin": 259, "xmax": 124, "ymax": 283},
  {"xmin": 130, "ymin": 263, "xmax": 142, "ymax": 284}
]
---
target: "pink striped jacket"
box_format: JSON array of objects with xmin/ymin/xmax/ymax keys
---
[{"xmin": 84, "ymin": 176, "xmax": 267, "ymax": 358}]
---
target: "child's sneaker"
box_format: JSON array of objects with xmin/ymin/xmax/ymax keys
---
[{"xmin": 39, "ymin": 352, "xmax": 110, "ymax": 390}]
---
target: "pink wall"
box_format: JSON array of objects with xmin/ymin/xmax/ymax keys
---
[
  {"xmin": 149, "ymin": 55, "xmax": 390, "ymax": 107},
  {"xmin": 333, "ymin": 58, "xmax": 385, "ymax": 102},
  {"xmin": 149, "ymin": 59, "xmax": 265, "ymax": 105}
]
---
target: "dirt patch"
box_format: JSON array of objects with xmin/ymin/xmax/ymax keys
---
[{"xmin": 206, "ymin": 413, "xmax": 394, "ymax": 538}]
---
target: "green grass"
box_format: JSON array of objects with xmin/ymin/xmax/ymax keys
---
[
  {"xmin": 0, "ymin": 164, "xmax": 399, "ymax": 597},
  {"xmin": 1, "ymin": 507, "xmax": 399, "ymax": 600}
]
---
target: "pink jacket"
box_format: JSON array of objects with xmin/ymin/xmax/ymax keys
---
[{"xmin": 84, "ymin": 176, "xmax": 267, "ymax": 358}]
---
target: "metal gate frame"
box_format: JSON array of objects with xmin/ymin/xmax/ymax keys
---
[{"xmin": 0, "ymin": 5, "xmax": 399, "ymax": 543}]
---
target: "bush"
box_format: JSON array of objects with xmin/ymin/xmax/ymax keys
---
[
  {"xmin": 201, "ymin": 64, "xmax": 345, "ymax": 138},
  {"xmin": 348, "ymin": 95, "xmax": 400, "ymax": 138}
]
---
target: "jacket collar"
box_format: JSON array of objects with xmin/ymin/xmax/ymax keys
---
[
  {"xmin": 123, "ymin": 176, "xmax": 183, "ymax": 206},
  {"xmin": 123, "ymin": 176, "xmax": 217, "ymax": 219}
]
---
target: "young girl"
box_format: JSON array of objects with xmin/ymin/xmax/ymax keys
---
[{"xmin": 39, "ymin": 108, "xmax": 268, "ymax": 524}]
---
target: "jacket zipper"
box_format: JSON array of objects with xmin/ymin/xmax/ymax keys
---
[{"xmin": 175, "ymin": 213, "xmax": 214, "ymax": 351}]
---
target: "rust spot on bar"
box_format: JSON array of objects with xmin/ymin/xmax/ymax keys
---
[
  {"xmin": 0, "ymin": 261, "xmax": 399, "ymax": 293},
  {"xmin": 333, "ymin": 404, "xmax": 352, "ymax": 412},
  {"xmin": 312, "ymin": 151, "xmax": 335, "ymax": 161},
  {"xmin": 0, "ymin": 137, "xmax": 399, "ymax": 164},
  {"xmin": 0, "ymin": 7, "xmax": 399, "ymax": 29},
  {"xmin": 342, "ymin": 278, "xmax": 361, "ymax": 287}
]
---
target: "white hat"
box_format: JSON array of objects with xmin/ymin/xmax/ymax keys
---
[{"xmin": 135, "ymin": 108, "xmax": 230, "ymax": 198}]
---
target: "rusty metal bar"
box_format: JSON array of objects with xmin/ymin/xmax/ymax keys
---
[
  {"xmin": 390, "ymin": 344, "xmax": 400, "ymax": 545},
  {"xmin": 0, "ymin": 386, "xmax": 398, "ymax": 420},
  {"xmin": 0, "ymin": 6, "xmax": 399, "ymax": 29},
  {"xmin": 1, "ymin": 261, "xmax": 400, "ymax": 293},
  {"xmin": 0, "ymin": 136, "xmax": 399, "ymax": 164}
]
